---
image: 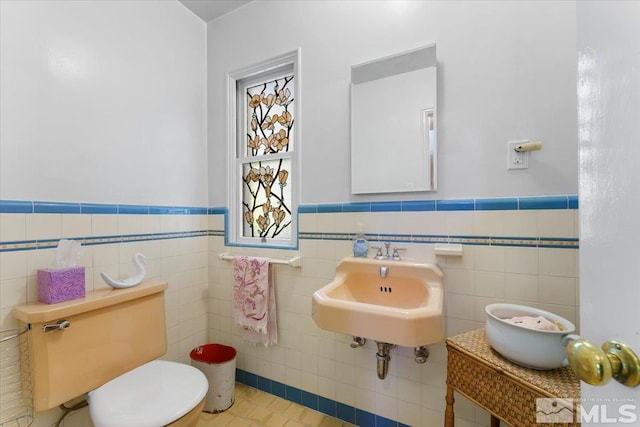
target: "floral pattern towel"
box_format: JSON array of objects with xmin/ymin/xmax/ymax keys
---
[{"xmin": 233, "ymin": 256, "xmax": 277, "ymax": 346}]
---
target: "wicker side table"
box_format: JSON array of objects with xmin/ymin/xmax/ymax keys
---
[{"xmin": 445, "ymin": 328, "xmax": 580, "ymax": 427}]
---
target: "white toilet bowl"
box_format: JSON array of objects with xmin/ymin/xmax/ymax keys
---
[{"xmin": 88, "ymin": 360, "xmax": 208, "ymax": 427}]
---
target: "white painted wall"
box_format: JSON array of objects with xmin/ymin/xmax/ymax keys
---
[
  {"xmin": 207, "ymin": 0, "xmax": 578, "ymax": 205},
  {"xmin": 577, "ymin": 0, "xmax": 640, "ymax": 419},
  {"xmin": 0, "ymin": 0, "xmax": 207, "ymax": 206}
]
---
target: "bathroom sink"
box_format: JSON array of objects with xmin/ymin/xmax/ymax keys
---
[{"xmin": 311, "ymin": 257, "xmax": 444, "ymax": 347}]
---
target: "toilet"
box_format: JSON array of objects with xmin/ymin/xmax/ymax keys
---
[
  {"xmin": 88, "ymin": 360, "xmax": 207, "ymax": 427},
  {"xmin": 11, "ymin": 281, "xmax": 208, "ymax": 427}
]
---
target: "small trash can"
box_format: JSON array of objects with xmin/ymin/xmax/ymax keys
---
[{"xmin": 190, "ymin": 343, "xmax": 237, "ymax": 413}]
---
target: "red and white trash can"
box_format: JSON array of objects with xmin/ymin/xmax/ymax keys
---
[{"xmin": 190, "ymin": 343, "xmax": 237, "ymax": 413}]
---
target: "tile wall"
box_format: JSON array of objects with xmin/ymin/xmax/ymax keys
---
[
  {"xmin": 0, "ymin": 196, "xmax": 579, "ymax": 427},
  {"xmin": 207, "ymin": 196, "xmax": 579, "ymax": 427},
  {"xmin": 0, "ymin": 201, "xmax": 209, "ymax": 426}
]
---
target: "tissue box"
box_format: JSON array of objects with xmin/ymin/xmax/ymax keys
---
[{"xmin": 37, "ymin": 267, "xmax": 85, "ymax": 304}]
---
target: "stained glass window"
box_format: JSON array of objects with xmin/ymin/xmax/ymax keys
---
[{"xmin": 239, "ymin": 73, "xmax": 295, "ymax": 242}]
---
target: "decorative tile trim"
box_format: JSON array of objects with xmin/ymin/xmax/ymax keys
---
[
  {"xmin": 0, "ymin": 200, "xmax": 33, "ymax": 213},
  {"xmin": 0, "ymin": 200, "xmax": 209, "ymax": 215},
  {"xmin": 81, "ymin": 203, "xmax": 119, "ymax": 214},
  {"xmin": 296, "ymin": 194, "xmax": 578, "ymax": 213},
  {"xmin": 1, "ymin": 196, "xmax": 579, "ymax": 252},
  {"xmin": 475, "ymin": 197, "xmax": 518, "ymax": 210},
  {"xmin": 518, "ymin": 196, "xmax": 570, "ymax": 210},
  {"xmin": 0, "ymin": 231, "xmax": 208, "ymax": 253},
  {"xmin": 34, "ymin": 201, "xmax": 81, "ymax": 214},
  {"xmin": 297, "ymin": 232, "xmax": 579, "ymax": 249},
  {"xmin": 235, "ymin": 369, "xmax": 410, "ymax": 427}
]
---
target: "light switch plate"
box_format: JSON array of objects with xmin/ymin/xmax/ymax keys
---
[{"xmin": 507, "ymin": 140, "xmax": 529, "ymax": 170}]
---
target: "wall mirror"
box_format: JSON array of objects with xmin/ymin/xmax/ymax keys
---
[{"xmin": 351, "ymin": 44, "xmax": 437, "ymax": 194}]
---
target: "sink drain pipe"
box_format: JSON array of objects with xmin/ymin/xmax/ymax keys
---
[{"xmin": 375, "ymin": 342, "xmax": 395, "ymax": 379}]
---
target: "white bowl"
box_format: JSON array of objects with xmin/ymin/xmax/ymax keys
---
[{"xmin": 485, "ymin": 303, "xmax": 576, "ymax": 370}]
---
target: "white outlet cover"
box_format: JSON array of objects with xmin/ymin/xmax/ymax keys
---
[{"xmin": 507, "ymin": 140, "xmax": 529, "ymax": 170}]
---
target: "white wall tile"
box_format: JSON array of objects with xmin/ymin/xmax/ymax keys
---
[
  {"xmin": 475, "ymin": 271, "xmax": 506, "ymax": 297},
  {"xmin": 505, "ymin": 273, "xmax": 539, "ymax": 302},
  {"xmin": 298, "ymin": 213, "xmax": 317, "ymax": 233},
  {"xmin": 0, "ymin": 214, "xmax": 26, "ymax": 242},
  {"xmin": 445, "ymin": 212, "xmax": 475, "ymax": 236},
  {"xmin": 444, "ymin": 269, "xmax": 475, "ymax": 295},
  {"xmin": 539, "ymin": 248, "xmax": 577, "ymax": 277},
  {"xmin": 376, "ymin": 392, "xmax": 399, "ymax": 421},
  {"xmin": 504, "ymin": 246, "xmax": 538, "ymax": 274},
  {"xmin": 474, "ymin": 246, "xmax": 504, "ymax": 272},
  {"xmin": 397, "ymin": 400, "xmax": 421, "ymax": 427},
  {"xmin": 91, "ymin": 214, "xmax": 118, "ymax": 236},
  {"xmin": 208, "ymin": 214, "xmax": 225, "ymax": 230},
  {"xmin": 3, "ymin": 204, "xmax": 580, "ymax": 427},
  {"xmin": 0, "ymin": 277, "xmax": 27, "ymax": 309},
  {"xmin": 397, "ymin": 377, "xmax": 421, "ymax": 404},
  {"xmin": 61, "ymin": 214, "xmax": 91, "ymax": 238},
  {"xmin": 26, "ymin": 214, "xmax": 61, "ymax": 240},
  {"xmin": 445, "ymin": 293, "xmax": 476, "ymax": 320},
  {"xmin": 444, "ymin": 245, "xmax": 475, "ymax": 271},
  {"xmin": 538, "ymin": 210, "xmax": 576, "ymax": 238},
  {"xmin": 505, "ymin": 210, "xmax": 538, "ymax": 237},
  {"xmin": 417, "ymin": 212, "xmax": 447, "ymax": 235},
  {"xmin": 0, "ymin": 251, "xmax": 27, "ymax": 280},
  {"xmin": 335, "ymin": 381, "xmax": 356, "ymax": 406},
  {"xmin": 473, "ymin": 211, "xmax": 505, "ymax": 236},
  {"xmin": 539, "ymin": 276, "xmax": 577, "ymax": 306}
]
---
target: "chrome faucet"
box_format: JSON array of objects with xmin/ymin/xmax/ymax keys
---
[
  {"xmin": 372, "ymin": 242, "xmax": 406, "ymax": 260},
  {"xmin": 379, "ymin": 266, "xmax": 389, "ymax": 278}
]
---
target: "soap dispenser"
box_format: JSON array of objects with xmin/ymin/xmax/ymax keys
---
[{"xmin": 352, "ymin": 224, "xmax": 369, "ymax": 258}]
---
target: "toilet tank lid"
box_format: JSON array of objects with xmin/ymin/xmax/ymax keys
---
[
  {"xmin": 12, "ymin": 281, "xmax": 167, "ymax": 324},
  {"xmin": 88, "ymin": 360, "xmax": 208, "ymax": 427}
]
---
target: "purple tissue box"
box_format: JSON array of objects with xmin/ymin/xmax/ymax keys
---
[{"xmin": 37, "ymin": 267, "xmax": 85, "ymax": 304}]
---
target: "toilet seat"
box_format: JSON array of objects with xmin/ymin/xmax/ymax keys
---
[{"xmin": 88, "ymin": 360, "xmax": 208, "ymax": 427}]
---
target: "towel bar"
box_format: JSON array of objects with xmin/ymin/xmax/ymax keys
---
[{"xmin": 217, "ymin": 252, "xmax": 303, "ymax": 268}]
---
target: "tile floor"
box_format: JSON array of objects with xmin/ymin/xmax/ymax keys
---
[{"xmin": 196, "ymin": 383, "xmax": 355, "ymax": 427}]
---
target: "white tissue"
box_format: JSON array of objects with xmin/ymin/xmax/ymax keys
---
[{"xmin": 55, "ymin": 239, "xmax": 83, "ymax": 268}]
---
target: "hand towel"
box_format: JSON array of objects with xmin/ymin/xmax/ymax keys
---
[{"xmin": 233, "ymin": 256, "xmax": 278, "ymax": 347}]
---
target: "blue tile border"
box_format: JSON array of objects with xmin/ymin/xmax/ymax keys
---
[
  {"xmin": 371, "ymin": 201, "xmax": 402, "ymax": 212},
  {"xmin": 343, "ymin": 202, "xmax": 371, "ymax": 213},
  {"xmin": 475, "ymin": 197, "xmax": 518, "ymax": 211},
  {"xmin": 80, "ymin": 203, "xmax": 119, "ymax": 214},
  {"xmin": 0, "ymin": 196, "xmax": 579, "ymax": 253},
  {"xmin": 235, "ymin": 369, "xmax": 407, "ymax": 426},
  {"xmin": 301, "ymin": 390, "xmax": 318, "ymax": 410},
  {"xmin": 401, "ymin": 200, "xmax": 435, "ymax": 211},
  {"xmin": 34, "ymin": 201, "xmax": 81, "ymax": 214},
  {"xmin": 337, "ymin": 402, "xmax": 356, "ymax": 424},
  {"xmin": 1, "ymin": 194, "xmax": 577, "ymax": 216},
  {"xmin": 436, "ymin": 198, "xmax": 475, "ymax": 211},
  {"xmin": 317, "ymin": 203, "xmax": 343, "ymax": 213},
  {"xmin": 296, "ymin": 194, "xmax": 578, "ymax": 214},
  {"xmin": 518, "ymin": 195, "xmax": 569, "ymax": 210},
  {"xmin": 0, "ymin": 200, "xmax": 210, "ymax": 215},
  {"xmin": 0, "ymin": 200, "xmax": 33, "ymax": 213}
]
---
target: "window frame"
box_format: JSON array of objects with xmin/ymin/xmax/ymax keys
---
[{"xmin": 226, "ymin": 49, "xmax": 301, "ymax": 249}]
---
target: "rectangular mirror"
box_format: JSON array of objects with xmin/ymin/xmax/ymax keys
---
[{"xmin": 351, "ymin": 44, "xmax": 437, "ymax": 194}]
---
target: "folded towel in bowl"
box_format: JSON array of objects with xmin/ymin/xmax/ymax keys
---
[
  {"xmin": 504, "ymin": 315, "xmax": 560, "ymax": 331},
  {"xmin": 233, "ymin": 256, "xmax": 278, "ymax": 347}
]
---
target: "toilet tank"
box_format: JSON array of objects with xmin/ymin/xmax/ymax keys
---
[{"xmin": 12, "ymin": 281, "xmax": 168, "ymax": 411}]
